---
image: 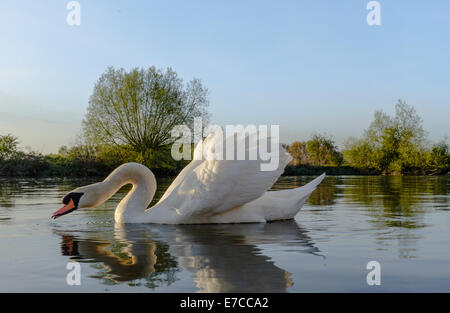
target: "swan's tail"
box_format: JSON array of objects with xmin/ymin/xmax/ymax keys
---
[
  {"xmin": 265, "ymin": 173, "xmax": 326, "ymax": 221},
  {"xmin": 294, "ymin": 172, "xmax": 326, "ymax": 195}
]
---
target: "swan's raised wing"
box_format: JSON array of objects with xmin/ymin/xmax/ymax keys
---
[{"xmin": 157, "ymin": 128, "xmax": 292, "ymax": 218}]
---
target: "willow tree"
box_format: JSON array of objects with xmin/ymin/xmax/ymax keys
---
[{"xmin": 83, "ymin": 66, "xmax": 209, "ymax": 155}]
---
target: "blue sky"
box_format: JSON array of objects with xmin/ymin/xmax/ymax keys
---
[{"xmin": 0, "ymin": 0, "xmax": 449, "ymax": 153}]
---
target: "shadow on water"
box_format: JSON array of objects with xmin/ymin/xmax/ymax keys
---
[{"xmin": 54, "ymin": 220, "xmax": 321, "ymax": 292}]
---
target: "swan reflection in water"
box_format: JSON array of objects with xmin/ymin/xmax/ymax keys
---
[{"xmin": 56, "ymin": 220, "xmax": 321, "ymax": 292}]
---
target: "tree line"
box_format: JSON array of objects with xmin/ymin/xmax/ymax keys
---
[
  {"xmin": 0, "ymin": 66, "xmax": 448, "ymax": 177},
  {"xmin": 284, "ymin": 100, "xmax": 449, "ymax": 175}
]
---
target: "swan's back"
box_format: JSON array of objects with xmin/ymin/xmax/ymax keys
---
[{"xmin": 155, "ymin": 128, "xmax": 294, "ymax": 223}]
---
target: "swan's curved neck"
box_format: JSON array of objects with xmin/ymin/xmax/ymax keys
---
[{"xmin": 98, "ymin": 163, "xmax": 157, "ymax": 223}]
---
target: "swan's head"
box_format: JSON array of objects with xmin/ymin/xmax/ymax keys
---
[
  {"xmin": 51, "ymin": 192, "xmax": 84, "ymax": 219},
  {"xmin": 52, "ymin": 182, "xmax": 110, "ymax": 219}
]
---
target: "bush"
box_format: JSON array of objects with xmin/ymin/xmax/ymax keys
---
[
  {"xmin": 343, "ymin": 100, "xmax": 449, "ymax": 174},
  {"xmin": 285, "ymin": 134, "xmax": 343, "ymax": 167}
]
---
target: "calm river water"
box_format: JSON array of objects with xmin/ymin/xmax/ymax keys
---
[{"xmin": 0, "ymin": 175, "xmax": 448, "ymax": 292}]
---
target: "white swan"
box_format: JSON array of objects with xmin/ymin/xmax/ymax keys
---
[{"xmin": 52, "ymin": 129, "xmax": 326, "ymax": 224}]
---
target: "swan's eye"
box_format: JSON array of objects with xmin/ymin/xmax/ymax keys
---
[
  {"xmin": 62, "ymin": 195, "xmax": 71, "ymax": 205},
  {"xmin": 62, "ymin": 192, "xmax": 84, "ymax": 206}
]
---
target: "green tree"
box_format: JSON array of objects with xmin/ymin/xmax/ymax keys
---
[
  {"xmin": 0, "ymin": 134, "xmax": 19, "ymax": 160},
  {"xmin": 343, "ymin": 137, "xmax": 377, "ymax": 169},
  {"xmin": 425, "ymin": 141, "xmax": 450, "ymax": 172},
  {"xmin": 83, "ymin": 66, "xmax": 209, "ymax": 155},
  {"xmin": 285, "ymin": 134, "xmax": 343, "ymax": 166},
  {"xmin": 306, "ymin": 134, "xmax": 343, "ymax": 166},
  {"xmin": 344, "ymin": 100, "xmax": 431, "ymax": 173}
]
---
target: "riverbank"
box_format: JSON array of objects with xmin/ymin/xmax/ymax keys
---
[
  {"xmin": 283, "ymin": 165, "xmax": 449, "ymax": 176},
  {"xmin": 1, "ymin": 158, "xmax": 448, "ymax": 179}
]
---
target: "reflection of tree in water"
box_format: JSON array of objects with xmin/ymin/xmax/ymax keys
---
[
  {"xmin": 345, "ymin": 176, "xmax": 448, "ymax": 229},
  {"xmin": 344, "ymin": 176, "xmax": 449, "ymax": 258},
  {"xmin": 59, "ymin": 233, "xmax": 179, "ymax": 288},
  {"xmin": 144, "ymin": 242, "xmax": 178, "ymax": 288},
  {"xmin": 0, "ymin": 179, "xmax": 22, "ymax": 208},
  {"xmin": 307, "ymin": 176, "xmax": 340, "ymax": 206}
]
